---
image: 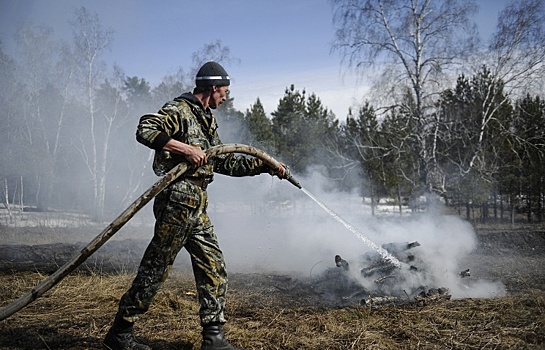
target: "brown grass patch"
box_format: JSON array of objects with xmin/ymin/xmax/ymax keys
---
[{"xmin": 1, "ymin": 270, "xmax": 544, "ymax": 350}]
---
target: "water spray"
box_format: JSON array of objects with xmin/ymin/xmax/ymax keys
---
[
  {"xmin": 299, "ymin": 188, "xmax": 402, "ymax": 268},
  {"xmin": 272, "ymin": 157, "xmax": 400, "ymax": 268}
]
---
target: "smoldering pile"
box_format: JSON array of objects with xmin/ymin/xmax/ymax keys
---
[{"xmin": 306, "ymin": 240, "xmax": 471, "ymax": 307}]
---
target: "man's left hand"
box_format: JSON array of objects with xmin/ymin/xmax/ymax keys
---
[{"xmin": 270, "ymin": 163, "xmax": 287, "ymax": 178}]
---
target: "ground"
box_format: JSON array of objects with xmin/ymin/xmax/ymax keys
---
[{"xmin": 0, "ymin": 223, "xmax": 544, "ymax": 349}]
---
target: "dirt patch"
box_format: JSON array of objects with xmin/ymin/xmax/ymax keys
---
[
  {"xmin": 466, "ymin": 227, "xmax": 545, "ymax": 293},
  {"xmin": 0, "ymin": 239, "xmax": 149, "ymax": 274}
]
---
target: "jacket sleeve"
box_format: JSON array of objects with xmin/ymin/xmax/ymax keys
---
[
  {"xmin": 136, "ymin": 108, "xmax": 182, "ymax": 151},
  {"xmin": 213, "ymin": 153, "xmax": 272, "ymax": 177}
]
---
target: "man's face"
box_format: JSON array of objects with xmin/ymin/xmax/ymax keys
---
[{"xmin": 209, "ymin": 85, "xmax": 230, "ymax": 109}]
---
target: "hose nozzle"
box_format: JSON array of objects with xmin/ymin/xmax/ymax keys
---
[{"xmin": 283, "ymin": 166, "xmax": 302, "ymax": 189}]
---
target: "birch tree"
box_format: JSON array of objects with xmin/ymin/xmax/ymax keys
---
[
  {"xmin": 486, "ymin": 0, "xmax": 545, "ymax": 96},
  {"xmin": 331, "ymin": 0, "xmax": 478, "ymax": 196},
  {"xmin": 456, "ymin": 0, "xmax": 545, "ymax": 179},
  {"xmin": 70, "ymin": 7, "xmax": 114, "ymax": 221},
  {"xmin": 13, "ymin": 24, "xmax": 78, "ymax": 210},
  {"xmin": 434, "ymin": 0, "xmax": 545, "ymax": 214},
  {"xmin": 0, "ymin": 42, "xmax": 23, "ymax": 220},
  {"xmin": 437, "ymin": 67, "xmax": 513, "ymax": 219}
]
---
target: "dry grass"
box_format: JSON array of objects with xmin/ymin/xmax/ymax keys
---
[
  {"xmin": 1, "ymin": 270, "xmax": 544, "ymax": 350},
  {"xmin": 1, "ymin": 222, "xmax": 544, "ymax": 349}
]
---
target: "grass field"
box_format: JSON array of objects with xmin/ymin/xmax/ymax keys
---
[{"xmin": 1, "ymin": 223, "xmax": 544, "ymax": 349}]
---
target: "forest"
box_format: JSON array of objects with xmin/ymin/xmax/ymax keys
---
[{"xmin": 1, "ymin": 0, "xmax": 544, "ymax": 224}]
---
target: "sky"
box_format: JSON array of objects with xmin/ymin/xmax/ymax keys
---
[{"xmin": 0, "ymin": 0, "xmax": 508, "ymax": 118}]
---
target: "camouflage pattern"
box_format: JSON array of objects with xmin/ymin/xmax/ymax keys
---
[
  {"xmin": 136, "ymin": 94, "xmax": 269, "ymax": 178},
  {"xmin": 118, "ymin": 181, "xmax": 227, "ymax": 325},
  {"xmin": 116, "ymin": 93, "xmax": 270, "ymax": 326}
]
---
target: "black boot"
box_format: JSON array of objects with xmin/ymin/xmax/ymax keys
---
[
  {"xmin": 201, "ymin": 322, "xmax": 243, "ymax": 350},
  {"xmin": 103, "ymin": 316, "xmax": 151, "ymax": 350}
]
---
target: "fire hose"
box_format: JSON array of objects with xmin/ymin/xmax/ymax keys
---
[{"xmin": 0, "ymin": 143, "xmax": 302, "ymax": 321}]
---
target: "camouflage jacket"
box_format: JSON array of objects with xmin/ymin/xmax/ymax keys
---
[{"xmin": 136, "ymin": 92, "xmax": 269, "ymax": 179}]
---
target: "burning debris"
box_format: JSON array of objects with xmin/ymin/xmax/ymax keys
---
[
  {"xmin": 361, "ymin": 295, "xmax": 400, "ymax": 306},
  {"xmin": 335, "ymin": 255, "xmax": 350, "ymax": 271},
  {"xmin": 460, "ymin": 269, "xmax": 471, "ymax": 278},
  {"xmin": 414, "ymin": 287, "xmax": 451, "ymax": 306},
  {"xmin": 361, "ymin": 241, "xmax": 420, "ymax": 277},
  {"xmin": 310, "ymin": 240, "xmax": 470, "ymax": 307}
]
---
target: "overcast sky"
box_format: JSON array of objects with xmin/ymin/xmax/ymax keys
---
[{"xmin": 1, "ymin": 0, "xmax": 508, "ymax": 118}]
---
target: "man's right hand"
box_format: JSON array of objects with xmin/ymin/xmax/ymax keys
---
[{"xmin": 163, "ymin": 139, "xmax": 207, "ymax": 168}]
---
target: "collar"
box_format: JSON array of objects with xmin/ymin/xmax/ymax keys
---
[
  {"xmin": 175, "ymin": 93, "xmax": 216, "ymax": 133},
  {"xmin": 176, "ymin": 92, "xmax": 209, "ymax": 114}
]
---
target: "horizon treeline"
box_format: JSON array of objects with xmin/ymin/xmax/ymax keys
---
[{"xmin": 1, "ymin": 2, "xmax": 544, "ymax": 224}]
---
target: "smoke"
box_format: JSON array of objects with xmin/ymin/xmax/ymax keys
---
[{"xmin": 204, "ymin": 169, "xmax": 506, "ymax": 299}]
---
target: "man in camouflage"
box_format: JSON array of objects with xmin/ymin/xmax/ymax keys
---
[{"xmin": 103, "ymin": 61, "xmax": 285, "ymax": 350}]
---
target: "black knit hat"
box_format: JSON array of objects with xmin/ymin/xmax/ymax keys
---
[{"xmin": 195, "ymin": 61, "xmax": 230, "ymax": 87}]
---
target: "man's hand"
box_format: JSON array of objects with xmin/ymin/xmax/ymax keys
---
[
  {"xmin": 163, "ymin": 139, "xmax": 207, "ymax": 167},
  {"xmin": 270, "ymin": 163, "xmax": 287, "ymax": 178},
  {"xmin": 184, "ymin": 145, "xmax": 208, "ymax": 167}
]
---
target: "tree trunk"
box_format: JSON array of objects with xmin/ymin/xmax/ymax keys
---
[
  {"xmin": 493, "ymin": 190, "xmax": 498, "ymax": 221},
  {"xmin": 500, "ymin": 192, "xmax": 505, "ymax": 221},
  {"xmin": 538, "ymin": 177, "xmax": 543, "ymax": 222},
  {"xmin": 527, "ymin": 195, "xmax": 532, "ymax": 223},
  {"xmin": 397, "ymin": 184, "xmax": 402, "ymax": 216},
  {"xmin": 19, "ymin": 176, "xmax": 24, "ymax": 215},
  {"xmin": 510, "ymin": 195, "xmax": 515, "ymax": 226},
  {"xmin": 3, "ymin": 179, "xmax": 12, "ymax": 224},
  {"xmin": 481, "ymin": 201, "xmax": 488, "ymax": 223}
]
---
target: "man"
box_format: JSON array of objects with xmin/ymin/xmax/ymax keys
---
[{"xmin": 103, "ymin": 61, "xmax": 285, "ymax": 350}]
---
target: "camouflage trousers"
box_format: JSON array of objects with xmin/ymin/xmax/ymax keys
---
[{"xmin": 116, "ymin": 179, "xmax": 227, "ymax": 326}]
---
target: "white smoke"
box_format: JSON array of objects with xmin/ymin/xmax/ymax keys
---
[{"xmin": 204, "ymin": 169, "xmax": 506, "ymax": 299}]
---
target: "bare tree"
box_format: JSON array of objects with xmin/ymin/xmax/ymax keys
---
[
  {"xmin": 189, "ymin": 40, "xmax": 240, "ymax": 80},
  {"xmin": 452, "ymin": 0, "xmax": 545, "ymax": 180},
  {"xmin": 331, "ymin": 0, "xmax": 478, "ymax": 195},
  {"xmin": 70, "ymin": 7, "xmax": 114, "ymax": 221},
  {"xmin": 13, "ymin": 24, "xmax": 80, "ymax": 210},
  {"xmin": 487, "ymin": 0, "xmax": 545, "ymax": 96},
  {"xmin": 151, "ymin": 68, "xmax": 190, "ymax": 105},
  {"xmin": 17, "ymin": 25, "xmax": 56, "ymax": 209},
  {"xmin": 0, "ymin": 41, "xmax": 26, "ymax": 217}
]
